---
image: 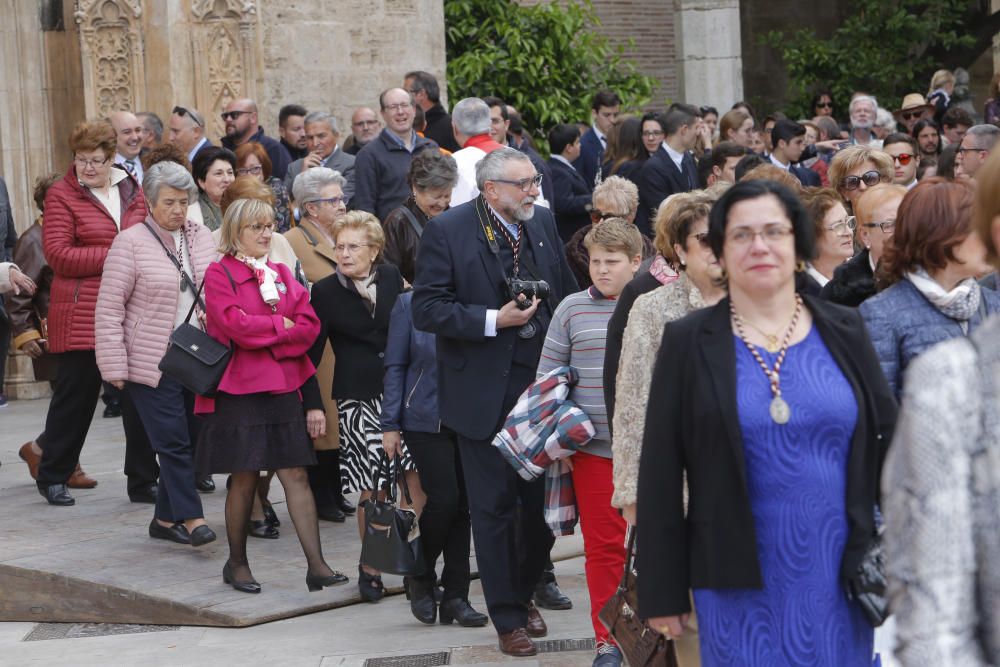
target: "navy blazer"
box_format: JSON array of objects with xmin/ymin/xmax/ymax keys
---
[
  {"xmin": 791, "ymin": 163, "xmax": 822, "ymax": 187},
  {"xmin": 380, "ymin": 291, "xmax": 441, "ymax": 434},
  {"xmin": 411, "ymin": 198, "xmax": 578, "ymax": 441},
  {"xmin": 547, "ymin": 157, "xmax": 593, "ymax": 243},
  {"xmin": 572, "ymin": 129, "xmax": 604, "ymax": 190},
  {"xmin": 636, "ymin": 146, "xmax": 697, "ymax": 237}
]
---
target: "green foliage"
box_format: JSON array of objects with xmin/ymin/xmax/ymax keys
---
[
  {"xmin": 444, "ymin": 0, "xmax": 655, "ymax": 153},
  {"xmin": 763, "ymin": 0, "xmax": 974, "ymax": 118}
]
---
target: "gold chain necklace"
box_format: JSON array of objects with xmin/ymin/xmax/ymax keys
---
[
  {"xmin": 731, "ymin": 294, "xmax": 803, "ymax": 425},
  {"xmin": 732, "ymin": 311, "xmax": 791, "ymax": 353}
]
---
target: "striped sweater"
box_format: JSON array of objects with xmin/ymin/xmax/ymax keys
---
[{"xmin": 536, "ymin": 286, "xmax": 616, "ymax": 457}]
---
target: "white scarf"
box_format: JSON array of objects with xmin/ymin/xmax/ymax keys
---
[
  {"xmin": 905, "ymin": 267, "xmax": 981, "ymax": 326},
  {"xmin": 237, "ymin": 254, "xmax": 281, "ymax": 306}
]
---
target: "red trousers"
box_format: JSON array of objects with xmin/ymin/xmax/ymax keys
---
[{"xmin": 571, "ymin": 451, "xmax": 628, "ymax": 644}]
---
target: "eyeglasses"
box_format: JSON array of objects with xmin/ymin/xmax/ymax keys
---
[
  {"xmin": 173, "ymin": 105, "xmax": 204, "ymax": 128},
  {"xmin": 690, "ymin": 232, "xmax": 711, "ymax": 249},
  {"xmin": 957, "ymin": 146, "xmax": 988, "ymax": 156},
  {"xmin": 245, "ymin": 223, "xmax": 275, "ymax": 235},
  {"xmin": 383, "ymin": 103, "xmax": 412, "ymax": 113},
  {"xmin": 900, "ymin": 110, "xmax": 925, "ymax": 121},
  {"xmin": 726, "ymin": 225, "xmax": 794, "ymax": 246},
  {"xmin": 642, "ymin": 130, "xmax": 664, "ymax": 139},
  {"xmin": 891, "ymin": 153, "xmax": 915, "ymax": 166},
  {"xmin": 335, "ymin": 242, "xmax": 370, "ymax": 254},
  {"xmin": 74, "ymin": 155, "xmax": 110, "ymax": 168},
  {"xmin": 816, "ymin": 101, "xmax": 833, "ymax": 109},
  {"xmin": 825, "ymin": 216, "xmax": 857, "ymax": 234},
  {"xmin": 312, "ymin": 196, "xmax": 347, "ymax": 207},
  {"xmin": 589, "ymin": 209, "xmax": 628, "ymax": 224},
  {"xmin": 861, "ymin": 219, "xmax": 896, "ymax": 234},
  {"xmin": 221, "ymin": 110, "xmax": 252, "ymax": 121},
  {"xmin": 492, "ymin": 173, "xmax": 544, "ymax": 192},
  {"xmin": 839, "ymin": 170, "xmax": 885, "ymax": 191},
  {"xmin": 236, "ymin": 165, "xmax": 263, "ymax": 176}
]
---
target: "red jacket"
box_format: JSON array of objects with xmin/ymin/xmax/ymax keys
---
[
  {"xmin": 42, "ymin": 164, "xmax": 147, "ymax": 352},
  {"xmin": 195, "ymin": 254, "xmax": 320, "ymax": 414}
]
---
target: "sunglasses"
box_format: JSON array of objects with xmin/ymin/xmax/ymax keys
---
[
  {"xmin": 840, "ymin": 170, "xmax": 885, "ymax": 191},
  {"xmin": 900, "ymin": 110, "xmax": 925, "ymax": 121},
  {"xmin": 221, "ymin": 110, "xmax": 252, "ymax": 121},
  {"xmin": 589, "ymin": 209, "xmax": 628, "ymax": 224},
  {"xmin": 172, "ymin": 105, "xmax": 204, "ymax": 128},
  {"xmin": 816, "ymin": 101, "xmax": 833, "ymax": 109},
  {"xmin": 891, "ymin": 153, "xmax": 915, "ymax": 165}
]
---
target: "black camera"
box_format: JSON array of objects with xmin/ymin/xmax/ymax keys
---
[{"xmin": 507, "ymin": 278, "xmax": 550, "ymax": 310}]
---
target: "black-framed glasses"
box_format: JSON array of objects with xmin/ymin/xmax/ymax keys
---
[
  {"xmin": 861, "ymin": 219, "xmax": 896, "ymax": 234},
  {"xmin": 642, "ymin": 130, "xmax": 664, "ymax": 139},
  {"xmin": 236, "ymin": 165, "xmax": 263, "ymax": 176},
  {"xmin": 221, "ymin": 110, "xmax": 252, "ymax": 121},
  {"xmin": 839, "ymin": 170, "xmax": 885, "ymax": 191},
  {"xmin": 173, "ymin": 105, "xmax": 204, "ymax": 128},
  {"xmin": 311, "ymin": 196, "xmax": 347, "ymax": 207},
  {"xmin": 816, "ymin": 101, "xmax": 834, "ymax": 109},
  {"xmin": 492, "ymin": 173, "xmax": 544, "ymax": 192},
  {"xmin": 589, "ymin": 209, "xmax": 627, "ymax": 224},
  {"xmin": 957, "ymin": 146, "xmax": 988, "ymax": 156}
]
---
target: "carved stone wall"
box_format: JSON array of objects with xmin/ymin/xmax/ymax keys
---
[{"xmin": 75, "ymin": 0, "xmax": 146, "ymax": 119}]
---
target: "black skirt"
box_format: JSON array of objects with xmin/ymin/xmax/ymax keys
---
[{"xmin": 195, "ymin": 391, "xmax": 317, "ymax": 473}]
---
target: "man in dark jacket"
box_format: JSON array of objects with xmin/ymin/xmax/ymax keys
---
[
  {"xmin": 352, "ymin": 88, "xmax": 437, "ymax": 221},
  {"xmin": 482, "ymin": 96, "xmax": 555, "ymax": 208},
  {"xmin": 770, "ymin": 119, "xmax": 821, "ymax": 187},
  {"xmin": 405, "ymin": 71, "xmax": 460, "ymax": 152},
  {"xmin": 574, "ymin": 90, "xmax": 620, "ymax": 188},
  {"xmin": 547, "ymin": 124, "xmax": 593, "ymax": 242},
  {"xmin": 412, "ymin": 148, "xmax": 577, "ymax": 658},
  {"xmin": 220, "ymin": 97, "xmax": 292, "ymax": 180},
  {"xmin": 635, "ymin": 104, "xmax": 700, "ymax": 237}
]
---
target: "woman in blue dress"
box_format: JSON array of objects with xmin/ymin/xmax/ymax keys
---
[{"xmin": 636, "ymin": 180, "xmax": 897, "ymax": 666}]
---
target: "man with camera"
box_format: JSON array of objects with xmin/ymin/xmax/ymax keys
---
[{"xmin": 412, "ymin": 147, "xmax": 577, "ymax": 657}]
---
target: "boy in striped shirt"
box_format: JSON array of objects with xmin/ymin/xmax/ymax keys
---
[{"xmin": 536, "ymin": 219, "xmax": 642, "ymax": 667}]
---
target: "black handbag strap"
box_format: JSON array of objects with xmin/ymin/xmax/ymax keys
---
[
  {"xmin": 181, "ymin": 260, "xmax": 239, "ymax": 328},
  {"xmin": 399, "ymin": 206, "xmax": 423, "ymax": 240},
  {"xmin": 617, "ymin": 526, "xmax": 637, "ymax": 591},
  {"xmin": 378, "ymin": 452, "xmax": 413, "ymax": 506},
  {"xmin": 142, "ymin": 221, "xmax": 203, "ymax": 310}
]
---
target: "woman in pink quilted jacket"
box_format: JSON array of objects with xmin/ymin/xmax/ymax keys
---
[{"xmin": 96, "ymin": 161, "xmax": 218, "ymax": 547}]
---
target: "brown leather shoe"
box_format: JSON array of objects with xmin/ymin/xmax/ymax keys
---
[
  {"xmin": 68, "ymin": 464, "xmax": 98, "ymax": 489},
  {"xmin": 18, "ymin": 442, "xmax": 40, "ymax": 480},
  {"xmin": 526, "ymin": 602, "xmax": 548, "ymax": 638},
  {"xmin": 498, "ymin": 628, "xmax": 537, "ymax": 657}
]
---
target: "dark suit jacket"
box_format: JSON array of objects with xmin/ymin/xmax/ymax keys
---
[
  {"xmin": 547, "ymin": 157, "xmax": 593, "ymax": 243},
  {"xmin": 572, "ymin": 128, "xmax": 604, "ymax": 190},
  {"xmin": 411, "ymin": 198, "xmax": 578, "ymax": 441},
  {"xmin": 791, "ymin": 163, "xmax": 822, "ymax": 186},
  {"xmin": 423, "ymin": 104, "xmax": 460, "ymax": 152},
  {"xmin": 636, "ymin": 295, "xmax": 897, "ymax": 618},
  {"xmin": 636, "ymin": 146, "xmax": 697, "ymax": 237}
]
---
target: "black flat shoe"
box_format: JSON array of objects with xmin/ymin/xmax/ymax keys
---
[
  {"xmin": 317, "ymin": 505, "xmax": 346, "ymax": 523},
  {"xmin": 407, "ymin": 578, "xmax": 437, "ymax": 624},
  {"xmin": 306, "ymin": 569, "xmax": 349, "ymax": 591},
  {"xmin": 533, "ymin": 580, "xmax": 572, "ymax": 610},
  {"xmin": 195, "ymin": 476, "xmax": 215, "ymax": 493},
  {"xmin": 338, "ymin": 497, "xmax": 356, "ymax": 515},
  {"xmin": 439, "ymin": 598, "xmax": 489, "ymax": 627},
  {"xmin": 38, "ymin": 483, "xmax": 75, "ymax": 506},
  {"xmin": 223, "ymin": 562, "xmax": 261, "ymax": 594},
  {"xmin": 189, "ymin": 525, "xmax": 217, "ymax": 547},
  {"xmin": 261, "ymin": 500, "xmax": 280, "ymax": 527},
  {"xmin": 358, "ymin": 564, "xmax": 384, "ymax": 602},
  {"xmin": 129, "ymin": 483, "xmax": 158, "ymax": 505},
  {"xmin": 148, "ymin": 519, "xmax": 190, "ymax": 544},
  {"xmin": 247, "ymin": 519, "xmax": 279, "ymax": 539}
]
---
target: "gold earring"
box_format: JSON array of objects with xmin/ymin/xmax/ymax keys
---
[
  {"xmin": 719, "ymin": 267, "xmax": 728, "ymax": 281},
  {"xmin": 796, "ymin": 260, "xmax": 807, "ymax": 273}
]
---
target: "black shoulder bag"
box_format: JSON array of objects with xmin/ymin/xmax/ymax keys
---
[{"xmin": 359, "ymin": 454, "xmax": 425, "ymax": 576}]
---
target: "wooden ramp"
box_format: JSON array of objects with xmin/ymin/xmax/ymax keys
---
[{"xmin": 0, "ymin": 398, "xmax": 584, "ymax": 627}]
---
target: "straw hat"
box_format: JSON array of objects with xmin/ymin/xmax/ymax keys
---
[{"xmin": 893, "ymin": 94, "xmax": 934, "ymax": 120}]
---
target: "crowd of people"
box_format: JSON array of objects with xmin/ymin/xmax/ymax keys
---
[{"xmin": 2, "ymin": 66, "xmax": 1000, "ymax": 666}]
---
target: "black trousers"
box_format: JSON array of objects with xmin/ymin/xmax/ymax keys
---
[
  {"xmin": 119, "ymin": 387, "xmax": 160, "ymax": 491},
  {"xmin": 37, "ymin": 351, "xmax": 104, "ymax": 485},
  {"xmin": 405, "ymin": 427, "xmax": 471, "ymax": 601},
  {"xmin": 458, "ymin": 434, "xmax": 554, "ymax": 634},
  {"xmin": 126, "ymin": 377, "xmax": 203, "ymax": 522}
]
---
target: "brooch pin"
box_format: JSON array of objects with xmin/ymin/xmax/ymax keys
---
[{"xmin": 277, "ymin": 282, "xmax": 288, "ymax": 293}]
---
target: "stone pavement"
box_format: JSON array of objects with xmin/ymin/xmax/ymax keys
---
[{"xmin": 0, "ymin": 396, "xmax": 597, "ymax": 665}]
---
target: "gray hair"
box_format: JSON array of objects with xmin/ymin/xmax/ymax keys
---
[
  {"xmin": 143, "ymin": 161, "xmax": 197, "ymax": 204},
  {"xmin": 874, "ymin": 108, "xmax": 896, "ymax": 132},
  {"xmin": 452, "ymin": 98, "xmax": 491, "ymax": 137},
  {"xmin": 292, "ymin": 166, "xmax": 347, "ymax": 207},
  {"xmin": 475, "ymin": 146, "xmax": 532, "ymax": 191},
  {"xmin": 304, "ymin": 111, "xmax": 339, "ymax": 134},
  {"xmin": 409, "ymin": 149, "xmax": 458, "ymax": 191},
  {"xmin": 966, "ymin": 124, "xmax": 1000, "ymax": 150},
  {"xmin": 850, "ymin": 95, "xmax": 878, "ymax": 116}
]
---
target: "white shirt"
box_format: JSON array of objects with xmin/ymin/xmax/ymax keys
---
[
  {"xmin": 187, "ymin": 137, "xmax": 208, "ymax": 164},
  {"xmin": 806, "ymin": 263, "xmax": 830, "ymax": 288},
  {"xmin": 90, "ymin": 168, "xmax": 129, "ymax": 229},
  {"xmin": 450, "ymin": 145, "xmax": 488, "ymax": 207},
  {"xmin": 551, "ymin": 154, "xmax": 574, "ymax": 169},
  {"xmin": 662, "ymin": 141, "xmax": 686, "ymax": 171},
  {"xmin": 769, "ymin": 153, "xmax": 791, "ymax": 170},
  {"xmin": 593, "ymin": 124, "xmax": 607, "ymax": 149},
  {"xmin": 905, "ymin": 178, "xmax": 918, "ymax": 190},
  {"xmin": 115, "ymin": 152, "xmax": 143, "ymax": 186},
  {"xmin": 170, "ymin": 228, "xmax": 198, "ymax": 329}
]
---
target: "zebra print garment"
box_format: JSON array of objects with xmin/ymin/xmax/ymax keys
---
[{"xmin": 337, "ymin": 397, "xmax": 414, "ymax": 493}]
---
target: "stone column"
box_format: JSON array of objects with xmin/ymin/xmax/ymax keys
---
[{"xmin": 675, "ymin": 0, "xmax": 744, "ymax": 111}]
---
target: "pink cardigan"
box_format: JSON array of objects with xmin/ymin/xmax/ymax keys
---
[
  {"xmin": 95, "ymin": 218, "xmax": 216, "ymax": 387},
  {"xmin": 195, "ymin": 254, "xmax": 319, "ymax": 414}
]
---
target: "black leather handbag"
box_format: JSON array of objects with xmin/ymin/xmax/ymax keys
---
[
  {"xmin": 847, "ymin": 531, "xmax": 888, "ymax": 627},
  {"xmin": 360, "ymin": 455, "xmax": 425, "ymax": 576},
  {"xmin": 599, "ymin": 527, "xmax": 679, "ymax": 667},
  {"xmin": 158, "ymin": 279, "xmax": 232, "ymax": 396}
]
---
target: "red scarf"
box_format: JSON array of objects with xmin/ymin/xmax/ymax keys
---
[{"xmin": 463, "ymin": 133, "xmax": 503, "ymax": 153}]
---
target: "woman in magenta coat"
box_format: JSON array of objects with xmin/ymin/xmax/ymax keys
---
[{"xmin": 195, "ymin": 197, "xmax": 347, "ymax": 595}]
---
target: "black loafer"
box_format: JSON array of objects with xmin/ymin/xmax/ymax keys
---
[
  {"xmin": 407, "ymin": 578, "xmax": 438, "ymax": 624},
  {"xmin": 189, "ymin": 525, "xmax": 217, "ymax": 547},
  {"xmin": 129, "ymin": 483, "xmax": 158, "ymax": 504},
  {"xmin": 38, "ymin": 483, "xmax": 75, "ymax": 506},
  {"xmin": 338, "ymin": 497, "xmax": 356, "ymax": 515},
  {"xmin": 195, "ymin": 476, "xmax": 215, "ymax": 493},
  {"xmin": 533, "ymin": 580, "xmax": 573, "ymax": 610},
  {"xmin": 439, "ymin": 598, "xmax": 489, "ymax": 627},
  {"xmin": 148, "ymin": 519, "xmax": 190, "ymax": 544},
  {"xmin": 317, "ymin": 505, "xmax": 346, "ymax": 523},
  {"xmin": 247, "ymin": 519, "xmax": 279, "ymax": 539}
]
